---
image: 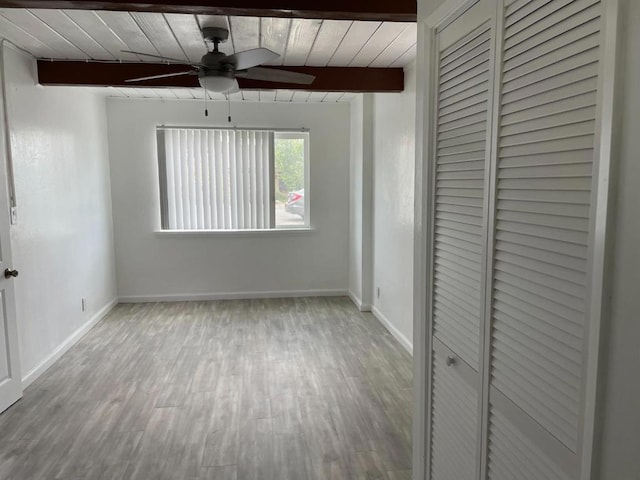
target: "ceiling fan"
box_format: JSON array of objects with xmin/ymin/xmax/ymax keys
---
[{"xmin": 123, "ymin": 26, "xmax": 316, "ymax": 93}]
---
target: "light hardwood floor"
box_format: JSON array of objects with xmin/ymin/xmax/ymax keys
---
[{"xmin": 0, "ymin": 297, "xmax": 412, "ymax": 480}]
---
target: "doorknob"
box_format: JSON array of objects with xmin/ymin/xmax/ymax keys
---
[{"xmin": 4, "ymin": 268, "xmax": 18, "ymax": 279}]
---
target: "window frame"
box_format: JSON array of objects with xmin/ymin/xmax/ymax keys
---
[{"xmin": 155, "ymin": 125, "xmax": 310, "ymax": 233}]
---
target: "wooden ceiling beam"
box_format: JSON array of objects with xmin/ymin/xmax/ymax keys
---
[
  {"xmin": 0, "ymin": 0, "xmax": 416, "ymax": 21},
  {"xmin": 37, "ymin": 60, "xmax": 405, "ymax": 92}
]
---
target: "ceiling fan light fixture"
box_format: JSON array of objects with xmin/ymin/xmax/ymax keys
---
[{"xmin": 198, "ymin": 74, "xmax": 236, "ymax": 93}]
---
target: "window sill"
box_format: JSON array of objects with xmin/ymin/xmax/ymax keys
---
[{"xmin": 154, "ymin": 227, "xmax": 315, "ymax": 238}]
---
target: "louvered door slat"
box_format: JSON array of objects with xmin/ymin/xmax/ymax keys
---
[
  {"xmin": 501, "ymin": 79, "xmax": 597, "ymax": 117},
  {"xmin": 495, "ymin": 220, "xmax": 589, "ymax": 246},
  {"xmin": 440, "ymin": 63, "xmax": 492, "ymax": 96},
  {"xmin": 501, "ymin": 93, "xmax": 598, "ymax": 128},
  {"xmin": 504, "ymin": 3, "xmax": 601, "ymax": 59},
  {"xmin": 432, "ymin": 21, "xmax": 491, "ymax": 372},
  {"xmin": 441, "ymin": 49, "xmax": 491, "ymax": 79},
  {"xmin": 487, "ymin": 0, "xmax": 602, "ymax": 470},
  {"xmin": 504, "ymin": 52, "xmax": 599, "ymax": 96},
  {"xmin": 501, "ymin": 107, "xmax": 595, "ymax": 135},
  {"xmin": 493, "ymin": 309, "xmax": 582, "ymax": 363},
  {"xmin": 500, "ymin": 121, "xmax": 596, "ymax": 147},
  {"xmin": 494, "ymin": 258, "xmax": 585, "ymax": 298},
  {"xmin": 438, "ymin": 160, "xmax": 487, "ymax": 174},
  {"xmin": 504, "ymin": 0, "xmax": 598, "ymax": 38},
  {"xmin": 440, "ymin": 73, "xmax": 491, "ymax": 103},
  {"xmin": 493, "ymin": 296, "xmax": 583, "ymax": 341},
  {"xmin": 438, "ymin": 122, "xmax": 486, "ymax": 140},
  {"xmin": 504, "ymin": 18, "xmax": 599, "ymax": 69},
  {"xmin": 438, "ymin": 129, "xmax": 487, "ymax": 147},
  {"xmin": 441, "ymin": 75, "xmax": 489, "ymax": 106}
]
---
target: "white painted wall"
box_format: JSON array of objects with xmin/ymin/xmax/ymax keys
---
[
  {"xmin": 597, "ymin": 1, "xmax": 640, "ymax": 478},
  {"xmin": 107, "ymin": 98, "xmax": 350, "ymax": 300},
  {"xmin": 371, "ymin": 62, "xmax": 417, "ymax": 352},
  {"xmin": 2, "ymin": 45, "xmax": 117, "ymax": 384},
  {"xmin": 349, "ymin": 93, "xmax": 374, "ymax": 310},
  {"xmin": 418, "ymin": 0, "xmax": 447, "ymax": 22},
  {"xmin": 349, "ymin": 95, "xmax": 364, "ymax": 304}
]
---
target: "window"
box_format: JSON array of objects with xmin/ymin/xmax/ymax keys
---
[{"xmin": 157, "ymin": 127, "xmax": 308, "ymax": 231}]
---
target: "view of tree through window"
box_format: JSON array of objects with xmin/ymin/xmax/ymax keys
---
[{"xmin": 274, "ymin": 133, "xmax": 307, "ymax": 227}]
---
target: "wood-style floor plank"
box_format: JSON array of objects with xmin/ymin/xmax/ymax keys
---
[{"xmin": 0, "ymin": 297, "xmax": 412, "ymax": 479}]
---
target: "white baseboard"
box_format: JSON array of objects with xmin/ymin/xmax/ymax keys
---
[
  {"xmin": 21, "ymin": 298, "xmax": 118, "ymax": 388},
  {"xmin": 348, "ymin": 291, "xmax": 372, "ymax": 312},
  {"xmin": 371, "ymin": 305, "xmax": 413, "ymax": 356},
  {"xmin": 118, "ymin": 289, "xmax": 349, "ymax": 303}
]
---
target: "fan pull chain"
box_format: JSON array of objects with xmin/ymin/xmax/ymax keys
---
[
  {"xmin": 204, "ymin": 91, "xmax": 208, "ymax": 117},
  {"xmin": 227, "ymin": 94, "xmax": 232, "ymax": 123}
]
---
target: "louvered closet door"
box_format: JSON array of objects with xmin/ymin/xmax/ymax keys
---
[
  {"xmin": 429, "ymin": 1, "xmax": 495, "ymax": 479},
  {"xmin": 486, "ymin": 0, "xmax": 602, "ymax": 478}
]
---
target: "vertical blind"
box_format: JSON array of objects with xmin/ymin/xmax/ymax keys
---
[{"xmin": 159, "ymin": 128, "xmax": 272, "ymax": 230}]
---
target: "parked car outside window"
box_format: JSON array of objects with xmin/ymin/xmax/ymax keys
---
[{"xmin": 285, "ymin": 189, "xmax": 305, "ymax": 219}]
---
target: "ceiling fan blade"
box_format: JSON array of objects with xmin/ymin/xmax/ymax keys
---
[
  {"xmin": 223, "ymin": 48, "xmax": 280, "ymax": 70},
  {"xmin": 125, "ymin": 71, "xmax": 196, "ymax": 83},
  {"xmin": 121, "ymin": 50, "xmax": 194, "ymax": 64},
  {"xmin": 236, "ymin": 67, "xmax": 315, "ymax": 85}
]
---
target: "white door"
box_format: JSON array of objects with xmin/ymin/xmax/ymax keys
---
[
  {"xmin": 0, "ymin": 56, "xmax": 22, "ymax": 414},
  {"xmin": 484, "ymin": 0, "xmax": 604, "ymax": 478},
  {"xmin": 427, "ymin": 0, "xmax": 495, "ymax": 478}
]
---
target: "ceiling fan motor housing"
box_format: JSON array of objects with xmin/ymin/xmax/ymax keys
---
[
  {"xmin": 202, "ymin": 27, "xmax": 229, "ymax": 45},
  {"xmin": 201, "ymin": 51, "xmax": 233, "ymax": 69}
]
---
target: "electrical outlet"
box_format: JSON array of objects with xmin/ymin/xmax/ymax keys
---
[
  {"xmin": 81, "ymin": 298, "xmax": 86, "ymax": 312},
  {"xmin": 377, "ymin": 287, "xmax": 381, "ymax": 299}
]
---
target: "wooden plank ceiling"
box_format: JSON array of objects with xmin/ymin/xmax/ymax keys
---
[{"xmin": 0, "ymin": 7, "xmax": 417, "ymax": 100}]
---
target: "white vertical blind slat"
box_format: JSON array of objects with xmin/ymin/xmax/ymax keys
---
[
  {"xmin": 221, "ymin": 130, "xmax": 231, "ymax": 229},
  {"xmin": 250, "ymin": 131, "xmax": 257, "ymax": 228},
  {"xmin": 208, "ymin": 131, "xmax": 217, "ymax": 229},
  {"xmin": 241, "ymin": 133, "xmax": 250, "ymax": 227},
  {"xmin": 260, "ymin": 131, "xmax": 269, "ymax": 228},
  {"xmin": 201, "ymin": 130, "xmax": 212, "ymax": 230},
  {"xmin": 236, "ymin": 132, "xmax": 245, "ymax": 228},
  {"xmin": 188, "ymin": 129, "xmax": 198, "ymax": 229},
  {"xmin": 194, "ymin": 129, "xmax": 204, "ymax": 229},
  {"xmin": 231, "ymin": 131, "xmax": 238, "ymax": 228},
  {"xmin": 214, "ymin": 130, "xmax": 224, "ymax": 228},
  {"xmin": 180, "ymin": 130, "xmax": 191, "ymax": 229},
  {"xmin": 164, "ymin": 131, "xmax": 177, "ymax": 229}
]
